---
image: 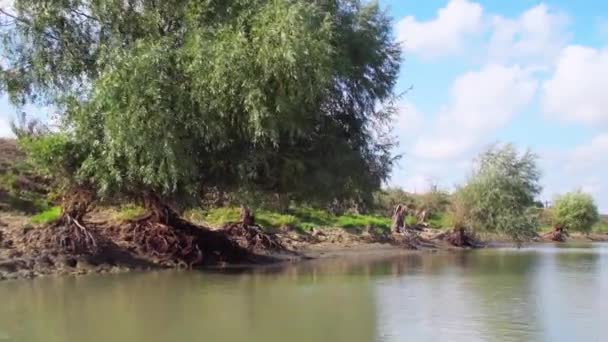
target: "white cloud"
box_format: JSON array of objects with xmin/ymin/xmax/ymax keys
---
[
  {"xmin": 542, "ymin": 134, "xmax": 608, "ymax": 212},
  {"xmin": 488, "ymin": 4, "xmax": 570, "ymax": 65},
  {"xmin": 395, "ymin": 0, "xmax": 484, "ymax": 59},
  {"xmin": 412, "ymin": 64, "xmax": 538, "ymax": 160},
  {"xmin": 542, "ymin": 45, "xmax": 608, "ymax": 125},
  {"xmin": 0, "ymin": 0, "xmax": 14, "ymax": 12}
]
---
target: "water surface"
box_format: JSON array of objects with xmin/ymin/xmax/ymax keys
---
[{"xmin": 1, "ymin": 243, "xmax": 607, "ymax": 341}]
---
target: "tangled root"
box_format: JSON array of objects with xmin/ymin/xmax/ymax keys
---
[
  {"xmin": 444, "ymin": 227, "xmax": 481, "ymax": 248},
  {"xmin": 222, "ymin": 223, "xmax": 285, "ymax": 253},
  {"xmin": 542, "ymin": 227, "xmax": 568, "ymax": 242},
  {"xmin": 391, "ymin": 229, "xmax": 436, "ymax": 249},
  {"xmin": 119, "ymin": 218, "xmax": 203, "ymax": 268},
  {"xmin": 22, "ymin": 215, "xmax": 100, "ymax": 255}
]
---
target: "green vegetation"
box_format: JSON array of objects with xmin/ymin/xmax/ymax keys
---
[
  {"xmin": 454, "ymin": 144, "xmax": 542, "ymax": 243},
  {"xmin": 31, "ymin": 206, "xmax": 62, "ymax": 225},
  {"xmin": 187, "ymin": 207, "xmax": 391, "ymax": 233},
  {"xmin": 112, "ymin": 205, "xmax": 147, "ymax": 222},
  {"xmin": 0, "ymin": 2, "xmax": 604, "ymax": 250},
  {"xmin": 1, "ymin": 0, "xmax": 400, "ymax": 222},
  {"xmin": 593, "ymin": 218, "xmax": 608, "ymax": 233},
  {"xmin": 427, "ymin": 212, "xmax": 453, "ymax": 230},
  {"xmin": 552, "ymin": 191, "xmax": 599, "ymax": 234},
  {"xmin": 0, "ymin": 139, "xmax": 51, "ymax": 213}
]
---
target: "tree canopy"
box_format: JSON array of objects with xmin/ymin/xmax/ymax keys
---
[
  {"xmin": 455, "ymin": 143, "xmax": 542, "ymax": 243},
  {"xmin": 0, "ymin": 0, "xmax": 401, "ymax": 211},
  {"xmin": 552, "ymin": 191, "xmax": 599, "ymax": 234}
]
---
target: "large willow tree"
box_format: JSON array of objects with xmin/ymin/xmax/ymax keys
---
[{"xmin": 0, "ymin": 0, "xmax": 401, "ymax": 223}]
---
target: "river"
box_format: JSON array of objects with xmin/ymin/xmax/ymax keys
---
[{"xmin": 0, "ymin": 243, "xmax": 607, "ymax": 341}]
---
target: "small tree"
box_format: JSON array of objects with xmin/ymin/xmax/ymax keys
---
[
  {"xmin": 552, "ymin": 191, "xmax": 599, "ymax": 234},
  {"xmin": 454, "ymin": 143, "xmax": 541, "ymax": 245}
]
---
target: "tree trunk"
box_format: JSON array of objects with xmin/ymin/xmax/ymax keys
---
[
  {"xmin": 240, "ymin": 206, "xmax": 255, "ymax": 227},
  {"xmin": 391, "ymin": 205, "xmax": 405, "ymax": 233}
]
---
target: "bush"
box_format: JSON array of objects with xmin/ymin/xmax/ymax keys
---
[
  {"xmin": 456, "ymin": 144, "xmax": 541, "ymax": 243},
  {"xmin": 552, "ymin": 191, "xmax": 599, "ymax": 234},
  {"xmin": 373, "ymin": 188, "xmax": 417, "ymax": 215}
]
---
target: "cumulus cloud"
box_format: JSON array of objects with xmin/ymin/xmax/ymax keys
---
[
  {"xmin": 542, "ymin": 134, "xmax": 608, "ymax": 212},
  {"xmin": 412, "ymin": 64, "xmax": 538, "ymax": 160},
  {"xmin": 395, "ymin": 0, "xmax": 484, "ymax": 59},
  {"xmin": 396, "ymin": 1, "xmax": 569, "ymax": 63},
  {"xmin": 488, "ymin": 4, "xmax": 570, "ymax": 65},
  {"xmin": 542, "ymin": 45, "xmax": 608, "ymax": 125}
]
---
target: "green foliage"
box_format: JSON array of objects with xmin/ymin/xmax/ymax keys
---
[
  {"xmin": 405, "ymin": 215, "xmax": 417, "ymax": 226},
  {"xmin": 31, "ymin": 206, "xmax": 61, "ymax": 225},
  {"xmin": 593, "ymin": 218, "xmax": 608, "ymax": 233},
  {"xmin": 552, "ymin": 191, "xmax": 599, "ymax": 233},
  {"xmin": 1, "ymin": 0, "xmax": 401, "ymax": 209},
  {"xmin": 418, "ymin": 188, "xmax": 451, "ymax": 216},
  {"xmin": 191, "ymin": 206, "xmax": 390, "ymax": 232},
  {"xmin": 456, "ymin": 143, "xmax": 542, "ymax": 243},
  {"xmin": 427, "ymin": 212, "xmax": 453, "ymax": 229},
  {"xmin": 373, "ymin": 188, "xmax": 417, "ymax": 215},
  {"xmin": 18, "ymin": 134, "xmax": 85, "ymax": 184}
]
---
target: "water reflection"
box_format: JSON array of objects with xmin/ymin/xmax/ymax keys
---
[{"xmin": 0, "ymin": 244, "xmax": 606, "ymax": 342}]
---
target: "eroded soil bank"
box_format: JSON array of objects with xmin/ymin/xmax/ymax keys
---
[{"xmin": 1, "ymin": 210, "xmax": 607, "ymax": 281}]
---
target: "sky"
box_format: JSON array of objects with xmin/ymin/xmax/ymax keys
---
[
  {"xmin": 1, "ymin": 0, "xmax": 608, "ymax": 211},
  {"xmin": 380, "ymin": 0, "xmax": 608, "ymax": 212}
]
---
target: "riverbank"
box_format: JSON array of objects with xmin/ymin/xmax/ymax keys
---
[{"xmin": 2, "ymin": 209, "xmax": 607, "ymax": 281}]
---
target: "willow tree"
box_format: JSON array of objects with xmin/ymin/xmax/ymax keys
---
[
  {"xmin": 0, "ymin": 1, "xmax": 400, "ymax": 225},
  {"xmin": 454, "ymin": 144, "xmax": 542, "ymax": 245}
]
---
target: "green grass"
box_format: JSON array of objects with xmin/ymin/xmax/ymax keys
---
[
  {"xmin": 188, "ymin": 207, "xmax": 392, "ymax": 233},
  {"xmin": 593, "ymin": 220, "xmax": 608, "ymax": 233},
  {"xmin": 335, "ymin": 214, "xmax": 391, "ymax": 230},
  {"xmin": 427, "ymin": 213, "xmax": 453, "ymax": 229},
  {"xmin": 113, "ymin": 204, "xmax": 146, "ymax": 221},
  {"xmin": 31, "ymin": 206, "xmax": 62, "ymax": 224}
]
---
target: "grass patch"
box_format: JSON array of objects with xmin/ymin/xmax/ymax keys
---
[
  {"xmin": 113, "ymin": 204, "xmax": 146, "ymax": 221},
  {"xmin": 593, "ymin": 220, "xmax": 608, "ymax": 233},
  {"xmin": 190, "ymin": 206, "xmax": 391, "ymax": 233},
  {"xmin": 31, "ymin": 206, "xmax": 61, "ymax": 225},
  {"xmin": 333, "ymin": 214, "xmax": 390, "ymax": 230},
  {"xmin": 427, "ymin": 213, "xmax": 453, "ymax": 229}
]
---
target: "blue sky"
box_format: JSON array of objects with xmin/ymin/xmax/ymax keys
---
[
  {"xmin": 380, "ymin": 0, "xmax": 608, "ymax": 212},
  {"xmin": 1, "ymin": 0, "xmax": 607, "ymax": 211}
]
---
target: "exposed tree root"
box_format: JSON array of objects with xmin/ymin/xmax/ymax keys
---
[
  {"xmin": 118, "ymin": 218, "xmax": 203, "ymax": 268},
  {"xmin": 440, "ymin": 227, "xmax": 482, "ymax": 248},
  {"xmin": 20, "ymin": 188, "xmax": 100, "ymax": 255},
  {"xmin": 115, "ymin": 204, "xmax": 256, "ymax": 268},
  {"xmin": 542, "ymin": 226, "xmax": 568, "ymax": 242},
  {"xmin": 220, "ymin": 207, "xmax": 286, "ymax": 253},
  {"xmin": 391, "ymin": 229, "xmax": 436, "ymax": 249}
]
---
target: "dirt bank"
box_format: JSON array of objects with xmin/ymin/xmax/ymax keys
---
[{"xmin": 1, "ymin": 210, "xmax": 607, "ymax": 281}]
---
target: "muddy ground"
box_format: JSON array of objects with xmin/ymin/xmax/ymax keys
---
[{"xmin": 2, "ymin": 210, "xmax": 606, "ymax": 281}]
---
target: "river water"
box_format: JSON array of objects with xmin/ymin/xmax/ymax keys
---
[{"xmin": 0, "ymin": 243, "xmax": 607, "ymax": 342}]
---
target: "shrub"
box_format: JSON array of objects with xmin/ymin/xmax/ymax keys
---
[
  {"xmin": 552, "ymin": 191, "xmax": 599, "ymax": 234},
  {"xmin": 456, "ymin": 144, "xmax": 541, "ymax": 243}
]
